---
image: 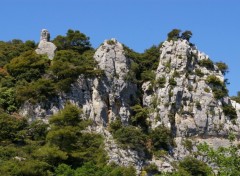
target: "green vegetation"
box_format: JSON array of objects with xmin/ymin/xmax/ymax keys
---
[
  {"xmin": 215, "ymin": 61, "xmax": 228, "ymax": 75},
  {"xmin": 124, "ymin": 44, "xmax": 160, "ymax": 83},
  {"xmin": 169, "ymin": 77, "xmax": 177, "ymax": 86},
  {"xmin": 231, "ymin": 91, "xmax": 240, "ymax": 103},
  {"xmin": 0, "ymin": 104, "xmax": 123, "ymax": 175},
  {"xmin": 53, "ymin": 29, "xmax": 91, "ymax": 53},
  {"xmin": 205, "ymin": 75, "xmax": 228, "ymax": 99},
  {"xmin": 156, "ymin": 77, "xmax": 166, "ymax": 88},
  {"xmin": 222, "ymin": 104, "xmax": 237, "ymax": 120},
  {"xmin": 197, "ymin": 135, "xmax": 240, "ymax": 176},
  {"xmin": 178, "ymin": 156, "xmax": 212, "ymax": 176},
  {"xmin": 0, "ymin": 28, "xmax": 238, "ymax": 176},
  {"xmin": 167, "ymin": 29, "xmax": 193, "ymax": 41},
  {"xmin": 181, "ymin": 30, "xmax": 193, "ymax": 41},
  {"xmin": 195, "ymin": 68, "xmax": 204, "ymax": 77},
  {"xmin": 167, "ymin": 29, "xmax": 181, "ymax": 41},
  {"xmin": 199, "ymin": 59, "xmax": 214, "ymax": 69},
  {"xmin": 0, "ymin": 29, "xmax": 103, "ymax": 111}
]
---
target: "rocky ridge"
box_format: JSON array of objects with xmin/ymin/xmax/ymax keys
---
[{"xmin": 21, "ymin": 31, "xmax": 240, "ymax": 173}]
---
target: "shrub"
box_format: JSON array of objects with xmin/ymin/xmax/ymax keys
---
[
  {"xmin": 199, "ymin": 59, "xmax": 214, "ymax": 69},
  {"xmin": 106, "ymin": 40, "xmax": 116, "ymax": 45},
  {"xmin": 110, "ymin": 121, "xmax": 147, "ymax": 152},
  {"xmin": 222, "ymin": 104, "xmax": 237, "ymax": 120},
  {"xmin": 156, "ymin": 77, "xmax": 166, "ymax": 88},
  {"xmin": 212, "ymin": 87, "xmax": 228, "ymax": 99},
  {"xmin": 169, "ymin": 77, "xmax": 177, "ymax": 86},
  {"xmin": 182, "ymin": 139, "xmax": 193, "ymax": 152},
  {"xmin": 173, "ymin": 71, "xmax": 180, "ymax": 78},
  {"xmin": 204, "ymin": 87, "xmax": 210, "ymax": 93},
  {"xmin": 195, "ymin": 68, "xmax": 204, "ymax": 77},
  {"xmin": 150, "ymin": 125, "xmax": 173, "ymax": 151},
  {"xmin": 195, "ymin": 101, "xmax": 201, "ymax": 109},
  {"xmin": 141, "ymin": 70, "xmax": 155, "ymax": 82},
  {"xmin": 16, "ymin": 78, "xmax": 56, "ymax": 104},
  {"xmin": 206, "ymin": 75, "xmax": 223, "ymax": 86},
  {"xmin": 130, "ymin": 105, "xmax": 149, "ymax": 131},
  {"xmin": 181, "ymin": 30, "xmax": 193, "ymax": 41},
  {"xmin": 178, "ymin": 156, "xmax": 212, "ymax": 176},
  {"xmin": 216, "ymin": 62, "xmax": 228, "ymax": 75},
  {"xmin": 167, "ymin": 29, "xmax": 181, "ymax": 41},
  {"xmin": 6, "ymin": 51, "xmax": 49, "ymax": 82}
]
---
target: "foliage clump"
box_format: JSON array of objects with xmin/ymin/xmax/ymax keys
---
[
  {"xmin": 199, "ymin": 59, "xmax": 214, "ymax": 69},
  {"xmin": 0, "ymin": 104, "xmax": 116, "ymax": 175}
]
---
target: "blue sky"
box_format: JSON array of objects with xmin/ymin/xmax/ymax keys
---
[{"xmin": 0, "ymin": 0, "xmax": 239, "ymax": 96}]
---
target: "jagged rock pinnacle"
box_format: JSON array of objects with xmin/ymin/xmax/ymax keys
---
[{"xmin": 35, "ymin": 29, "xmax": 56, "ymax": 60}]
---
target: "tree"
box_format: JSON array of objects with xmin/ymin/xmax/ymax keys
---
[
  {"xmin": 215, "ymin": 62, "xmax": 229, "ymax": 75},
  {"xmin": 181, "ymin": 30, "xmax": 193, "ymax": 41},
  {"xmin": 178, "ymin": 156, "xmax": 212, "ymax": 176},
  {"xmin": 197, "ymin": 135, "xmax": 240, "ymax": 176},
  {"xmin": 6, "ymin": 51, "xmax": 49, "ymax": 82},
  {"xmin": 150, "ymin": 125, "xmax": 173, "ymax": 151},
  {"xmin": 167, "ymin": 29, "xmax": 181, "ymax": 41},
  {"xmin": 0, "ymin": 111, "xmax": 28, "ymax": 143},
  {"xmin": 53, "ymin": 29, "xmax": 92, "ymax": 53},
  {"xmin": 130, "ymin": 104, "xmax": 149, "ymax": 131},
  {"xmin": 46, "ymin": 103, "xmax": 107, "ymax": 167}
]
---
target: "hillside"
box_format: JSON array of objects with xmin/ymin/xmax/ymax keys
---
[{"xmin": 0, "ymin": 29, "xmax": 239, "ymax": 176}]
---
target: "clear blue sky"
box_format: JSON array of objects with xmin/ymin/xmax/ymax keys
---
[{"xmin": 0, "ymin": 0, "xmax": 239, "ymax": 96}]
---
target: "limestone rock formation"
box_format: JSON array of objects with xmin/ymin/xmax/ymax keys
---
[
  {"xmin": 20, "ymin": 36, "xmax": 240, "ymax": 174},
  {"xmin": 143, "ymin": 39, "xmax": 240, "ymax": 137},
  {"xmin": 35, "ymin": 29, "xmax": 56, "ymax": 59},
  {"xmin": 22, "ymin": 38, "xmax": 137, "ymax": 125}
]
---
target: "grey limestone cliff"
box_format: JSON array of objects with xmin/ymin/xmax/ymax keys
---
[{"xmin": 23, "ymin": 36, "xmax": 240, "ymax": 174}]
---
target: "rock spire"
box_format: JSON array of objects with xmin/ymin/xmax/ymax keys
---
[{"xmin": 35, "ymin": 29, "xmax": 56, "ymax": 60}]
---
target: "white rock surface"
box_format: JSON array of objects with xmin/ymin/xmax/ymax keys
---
[
  {"xmin": 143, "ymin": 39, "xmax": 240, "ymax": 137},
  {"xmin": 35, "ymin": 29, "xmax": 56, "ymax": 59}
]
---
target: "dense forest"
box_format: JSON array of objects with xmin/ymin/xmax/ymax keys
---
[{"xmin": 0, "ymin": 29, "xmax": 239, "ymax": 176}]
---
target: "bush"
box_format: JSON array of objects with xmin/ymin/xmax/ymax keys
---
[
  {"xmin": 167, "ymin": 29, "xmax": 181, "ymax": 41},
  {"xmin": 216, "ymin": 62, "xmax": 228, "ymax": 75},
  {"xmin": 199, "ymin": 59, "xmax": 214, "ymax": 69},
  {"xmin": 181, "ymin": 30, "xmax": 193, "ymax": 41},
  {"xmin": 179, "ymin": 156, "xmax": 212, "ymax": 176},
  {"xmin": 150, "ymin": 125, "xmax": 173, "ymax": 151},
  {"xmin": 53, "ymin": 29, "xmax": 92, "ymax": 53},
  {"xmin": 156, "ymin": 77, "xmax": 166, "ymax": 88},
  {"xmin": 222, "ymin": 104, "xmax": 237, "ymax": 120},
  {"xmin": 6, "ymin": 51, "xmax": 49, "ymax": 82},
  {"xmin": 141, "ymin": 70, "xmax": 156, "ymax": 82},
  {"xmin": 0, "ymin": 111, "xmax": 28, "ymax": 143},
  {"xmin": 195, "ymin": 68, "xmax": 204, "ymax": 77},
  {"xmin": 205, "ymin": 75, "xmax": 223, "ymax": 86},
  {"xmin": 169, "ymin": 77, "xmax": 177, "ymax": 86},
  {"xmin": 16, "ymin": 78, "xmax": 56, "ymax": 104},
  {"xmin": 110, "ymin": 123, "xmax": 147, "ymax": 152}
]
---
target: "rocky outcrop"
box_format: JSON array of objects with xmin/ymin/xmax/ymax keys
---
[
  {"xmin": 143, "ymin": 39, "xmax": 240, "ymax": 138},
  {"xmin": 35, "ymin": 29, "xmax": 56, "ymax": 59},
  {"xmin": 22, "ymin": 38, "xmax": 137, "ymax": 126},
  {"xmin": 22, "ymin": 36, "xmax": 240, "ymax": 174}
]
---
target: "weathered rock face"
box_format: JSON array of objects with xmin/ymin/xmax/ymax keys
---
[
  {"xmin": 22, "ymin": 37, "xmax": 240, "ymax": 174},
  {"xmin": 22, "ymin": 39, "xmax": 137, "ymax": 126},
  {"xmin": 143, "ymin": 39, "xmax": 240, "ymax": 137},
  {"xmin": 35, "ymin": 29, "xmax": 56, "ymax": 59}
]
